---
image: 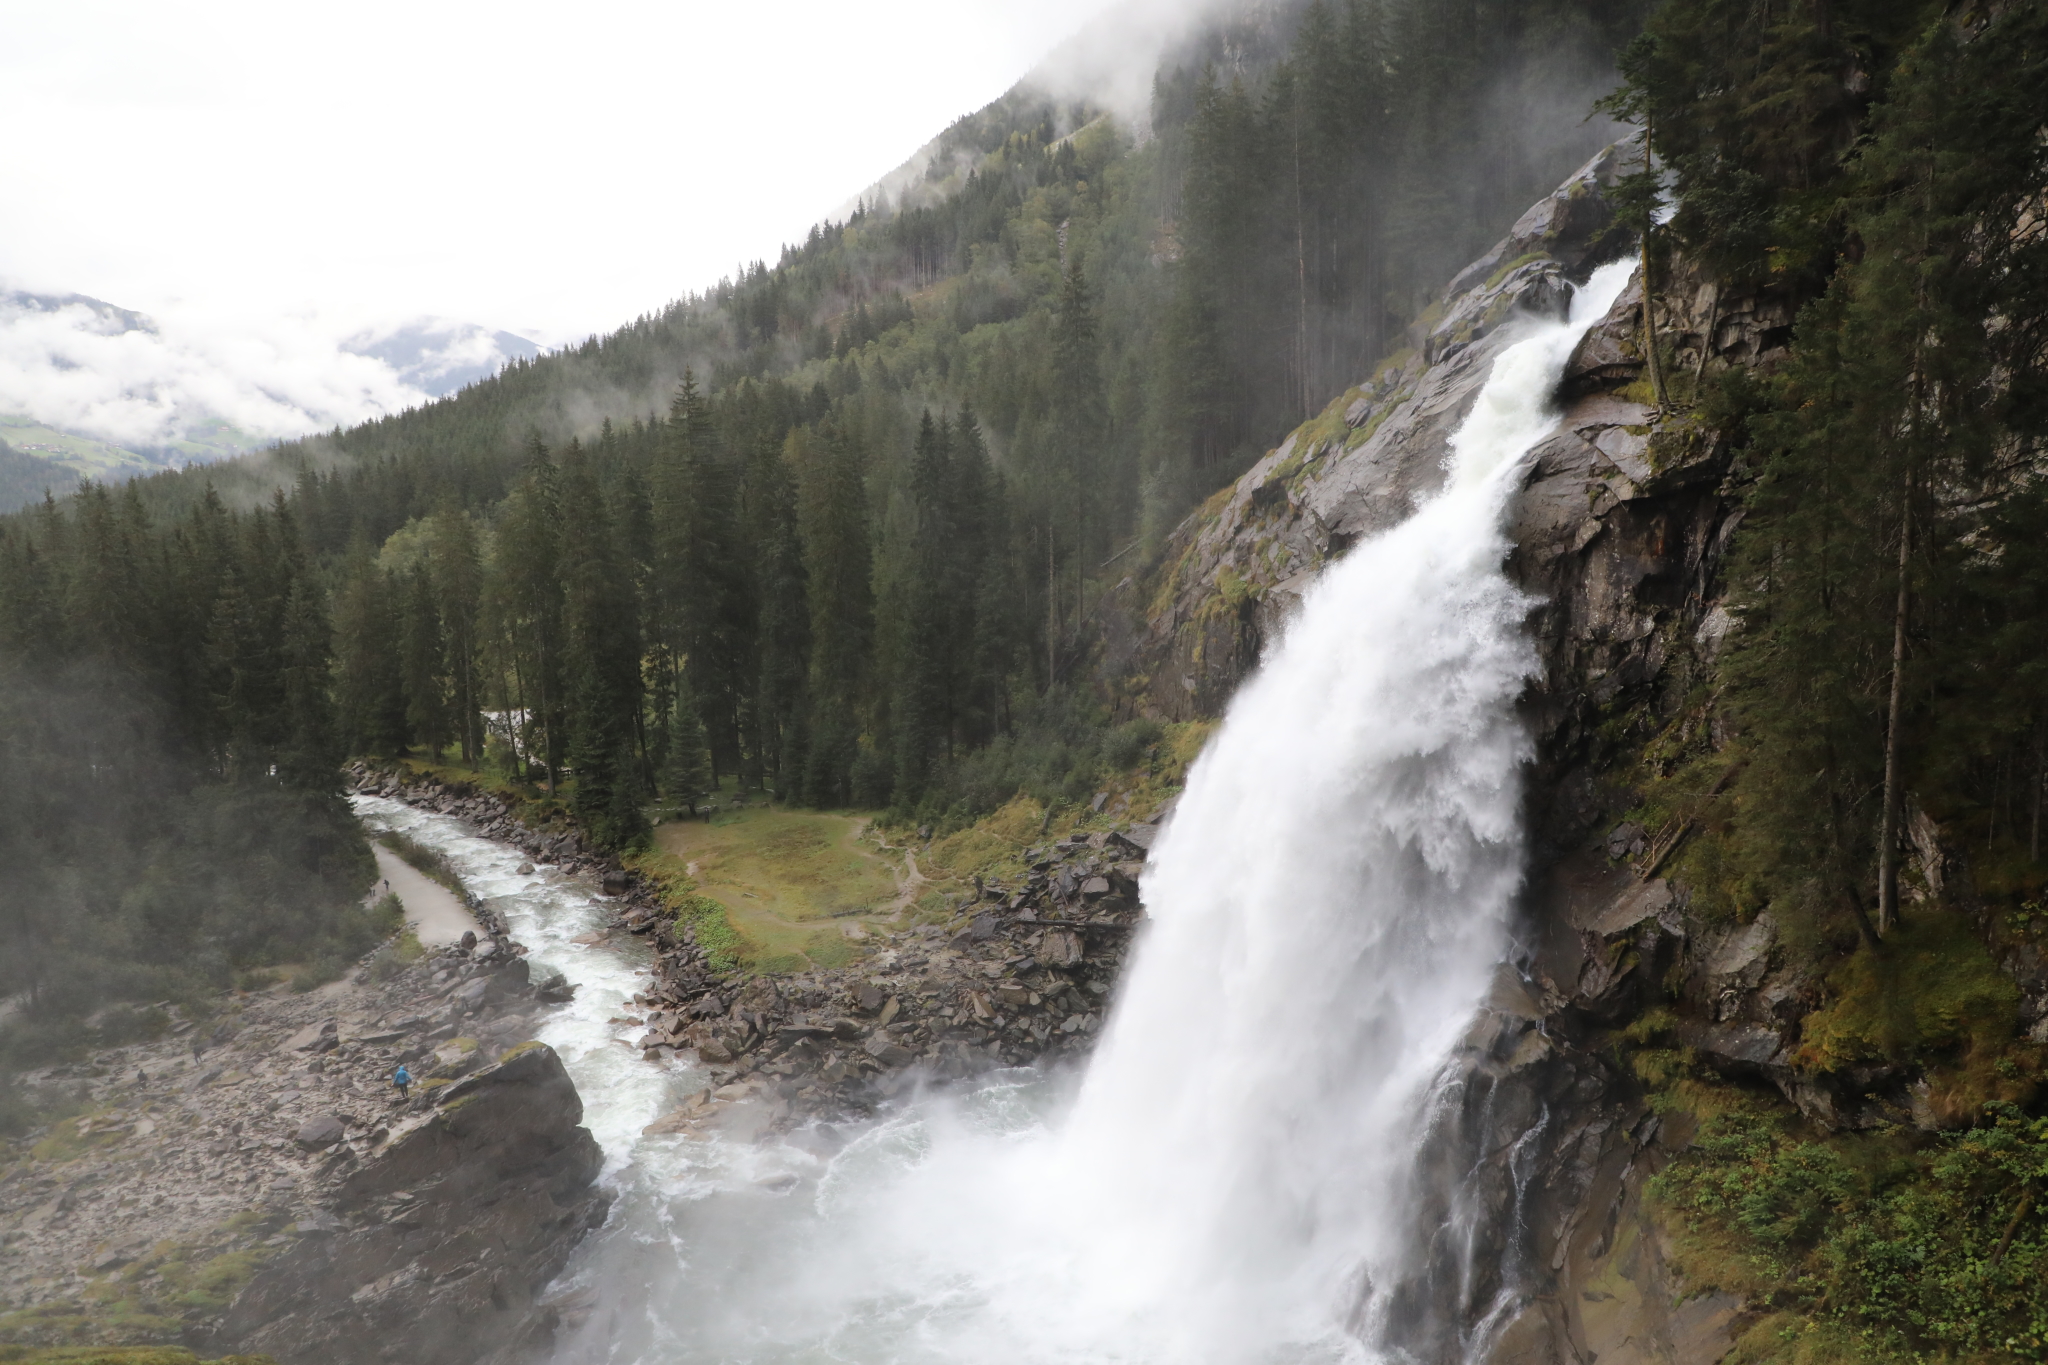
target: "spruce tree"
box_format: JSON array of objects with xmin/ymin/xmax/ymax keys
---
[
  {"xmin": 331, "ymin": 544, "xmax": 404, "ymax": 757},
  {"xmin": 428, "ymin": 505, "xmax": 484, "ymax": 767},
  {"xmin": 399, "ymin": 563, "xmax": 448, "ymax": 760},
  {"xmin": 560, "ymin": 439, "xmax": 648, "ymax": 850},
  {"xmin": 663, "ymin": 679, "xmax": 713, "ymax": 814},
  {"xmin": 795, "ymin": 422, "xmax": 871, "ymax": 806},
  {"xmin": 492, "ymin": 440, "xmax": 567, "ymax": 788},
  {"xmin": 277, "ymin": 578, "xmax": 342, "ymax": 789}
]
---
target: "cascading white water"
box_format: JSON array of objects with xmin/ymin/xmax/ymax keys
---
[
  {"xmin": 358, "ymin": 258, "xmax": 1635, "ymax": 1365},
  {"xmin": 1036, "ymin": 256, "xmax": 1638, "ymax": 1360}
]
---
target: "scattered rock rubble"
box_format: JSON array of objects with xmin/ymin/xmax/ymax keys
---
[
  {"xmin": 347, "ymin": 765, "xmax": 1163, "ymax": 1136},
  {"xmin": 631, "ymin": 823, "xmax": 1159, "ymax": 1135},
  {"xmin": 0, "ymin": 921, "xmax": 602, "ymax": 1365}
]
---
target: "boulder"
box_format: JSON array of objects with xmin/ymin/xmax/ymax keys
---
[
  {"xmin": 532, "ymin": 968, "xmax": 576, "ymax": 1004},
  {"xmin": 1113, "ymin": 824, "xmax": 1157, "ymax": 854},
  {"xmin": 863, "ymin": 1035, "xmax": 916, "ymax": 1068},
  {"xmin": 279, "ymin": 1019, "xmax": 340, "ymax": 1054},
  {"xmin": 1040, "ymin": 930, "xmax": 1084, "ymax": 968},
  {"xmin": 1674, "ymin": 1019, "xmax": 1786, "ymax": 1068},
  {"xmin": 220, "ymin": 1043, "xmax": 607, "ymax": 1365},
  {"xmin": 293, "ymin": 1114, "xmax": 347, "ymax": 1151}
]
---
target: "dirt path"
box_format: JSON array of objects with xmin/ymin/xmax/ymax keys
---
[
  {"xmin": 841, "ymin": 817, "xmax": 928, "ymax": 915},
  {"xmin": 369, "ymin": 845, "xmax": 481, "ymax": 947}
]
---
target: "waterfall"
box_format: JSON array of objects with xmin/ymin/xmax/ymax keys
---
[
  {"xmin": 1028, "ymin": 256, "xmax": 1638, "ymax": 1360},
  {"xmin": 358, "ymin": 259, "xmax": 1635, "ymax": 1365}
]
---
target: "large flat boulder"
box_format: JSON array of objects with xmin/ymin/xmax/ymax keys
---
[{"xmin": 215, "ymin": 1042, "xmax": 607, "ymax": 1365}]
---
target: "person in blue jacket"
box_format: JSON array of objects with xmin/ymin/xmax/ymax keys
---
[{"xmin": 393, "ymin": 1064, "xmax": 412, "ymax": 1101}]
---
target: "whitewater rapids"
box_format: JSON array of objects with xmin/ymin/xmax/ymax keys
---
[{"xmin": 357, "ymin": 257, "xmax": 1635, "ymax": 1365}]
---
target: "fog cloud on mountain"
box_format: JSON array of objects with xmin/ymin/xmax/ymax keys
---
[
  {"xmin": 0, "ymin": 289, "xmax": 539, "ymax": 458},
  {"xmin": 0, "ymin": 0, "xmax": 1179, "ymax": 462}
]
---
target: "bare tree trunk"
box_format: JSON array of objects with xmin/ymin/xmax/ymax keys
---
[{"xmin": 1877, "ymin": 474, "xmax": 1912, "ymax": 934}]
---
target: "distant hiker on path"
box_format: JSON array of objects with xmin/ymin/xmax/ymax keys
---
[{"xmin": 393, "ymin": 1064, "xmax": 411, "ymax": 1101}]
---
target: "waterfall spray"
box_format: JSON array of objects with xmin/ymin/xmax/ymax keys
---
[
  {"xmin": 360, "ymin": 258, "xmax": 1636, "ymax": 1365},
  {"xmin": 1036, "ymin": 256, "xmax": 1638, "ymax": 1360}
]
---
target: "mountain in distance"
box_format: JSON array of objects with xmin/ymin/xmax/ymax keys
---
[
  {"xmin": 342, "ymin": 317, "xmax": 542, "ymax": 398},
  {"xmin": 0, "ymin": 288, "xmax": 541, "ymax": 511}
]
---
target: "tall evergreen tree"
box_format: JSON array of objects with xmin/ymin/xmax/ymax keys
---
[
  {"xmin": 428, "ymin": 505, "xmax": 485, "ymax": 767},
  {"xmin": 492, "ymin": 439, "xmax": 567, "ymax": 788},
  {"xmin": 399, "ymin": 563, "xmax": 448, "ymax": 759},
  {"xmin": 331, "ymin": 544, "xmax": 405, "ymax": 758},
  {"xmin": 662, "ymin": 677, "xmax": 713, "ymax": 813},
  {"xmin": 560, "ymin": 439, "xmax": 648, "ymax": 850},
  {"xmin": 795, "ymin": 422, "xmax": 872, "ymax": 806}
]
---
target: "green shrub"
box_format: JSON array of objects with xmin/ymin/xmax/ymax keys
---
[{"xmin": 1656, "ymin": 1098, "xmax": 2048, "ymax": 1362}]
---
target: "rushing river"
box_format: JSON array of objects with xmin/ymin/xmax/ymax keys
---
[{"xmin": 351, "ymin": 256, "xmax": 1634, "ymax": 1365}]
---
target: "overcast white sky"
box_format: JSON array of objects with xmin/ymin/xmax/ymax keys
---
[{"xmin": 0, "ymin": 0, "xmax": 1136, "ymax": 345}]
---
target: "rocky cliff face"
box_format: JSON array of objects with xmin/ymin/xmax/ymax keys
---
[{"xmin": 1096, "ymin": 143, "xmax": 1817, "ymax": 1365}]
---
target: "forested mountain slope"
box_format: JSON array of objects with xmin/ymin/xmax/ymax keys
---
[{"xmin": 0, "ymin": 0, "xmax": 1645, "ymax": 854}]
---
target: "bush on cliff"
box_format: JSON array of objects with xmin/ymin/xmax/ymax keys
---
[{"xmin": 1654, "ymin": 1092, "xmax": 2048, "ymax": 1364}]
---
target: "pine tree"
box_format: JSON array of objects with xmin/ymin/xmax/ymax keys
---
[
  {"xmin": 795, "ymin": 422, "xmax": 871, "ymax": 806},
  {"xmin": 560, "ymin": 439, "xmax": 648, "ymax": 850},
  {"xmin": 428, "ymin": 505, "xmax": 484, "ymax": 767},
  {"xmin": 399, "ymin": 563, "xmax": 448, "ymax": 759},
  {"xmin": 662, "ymin": 679, "xmax": 713, "ymax": 813},
  {"xmin": 331, "ymin": 544, "xmax": 405, "ymax": 757}
]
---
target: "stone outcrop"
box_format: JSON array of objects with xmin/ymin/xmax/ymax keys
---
[
  {"xmin": 0, "ymin": 929, "xmax": 603, "ymax": 1365},
  {"xmin": 216, "ymin": 1043, "xmax": 606, "ymax": 1365},
  {"xmin": 628, "ymin": 822, "xmax": 1153, "ymax": 1136}
]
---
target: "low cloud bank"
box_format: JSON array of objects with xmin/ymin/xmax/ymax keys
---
[{"xmin": 0, "ymin": 288, "xmax": 539, "ymax": 461}]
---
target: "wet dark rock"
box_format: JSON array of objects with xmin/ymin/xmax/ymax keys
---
[
  {"xmin": 1605, "ymin": 822, "xmax": 1646, "ymax": 861},
  {"xmin": 1674, "ymin": 1019, "xmax": 1786, "ymax": 1068}
]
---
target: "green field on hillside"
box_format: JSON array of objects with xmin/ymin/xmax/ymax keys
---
[
  {"xmin": 652, "ymin": 805, "xmax": 916, "ymax": 969},
  {"xmin": 0, "ymin": 416, "xmax": 160, "ymax": 481}
]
